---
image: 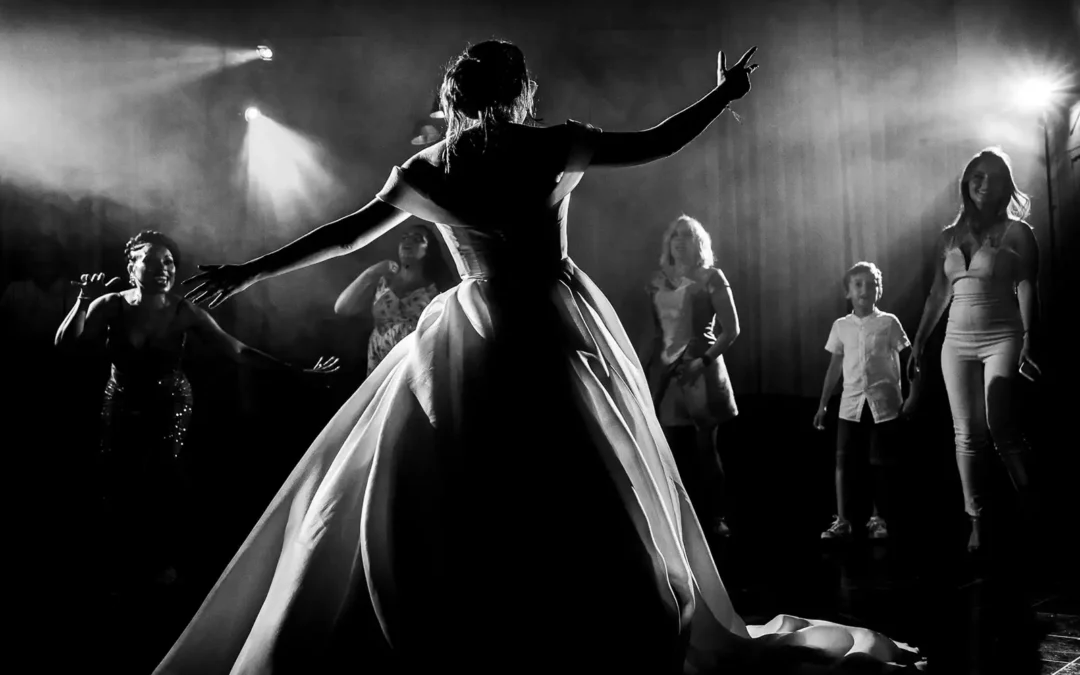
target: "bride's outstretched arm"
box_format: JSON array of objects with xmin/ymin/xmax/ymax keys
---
[
  {"xmin": 590, "ymin": 47, "xmax": 759, "ymax": 168},
  {"xmin": 185, "ymin": 199, "xmax": 409, "ymax": 308},
  {"xmin": 249, "ymin": 199, "xmax": 410, "ymax": 282}
]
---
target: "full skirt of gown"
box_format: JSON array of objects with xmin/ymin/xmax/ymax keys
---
[{"xmin": 153, "ymin": 260, "xmax": 920, "ymax": 674}]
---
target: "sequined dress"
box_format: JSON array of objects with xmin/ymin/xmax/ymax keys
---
[{"xmin": 99, "ymin": 297, "xmax": 193, "ymax": 583}]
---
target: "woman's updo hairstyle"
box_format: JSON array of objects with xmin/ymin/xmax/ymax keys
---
[
  {"xmin": 124, "ymin": 230, "xmax": 182, "ymax": 270},
  {"xmin": 439, "ymin": 40, "xmax": 538, "ymax": 168}
]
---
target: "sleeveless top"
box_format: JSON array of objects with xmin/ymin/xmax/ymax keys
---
[
  {"xmin": 643, "ymin": 269, "xmax": 739, "ymax": 425},
  {"xmin": 650, "ymin": 274, "xmax": 722, "ymax": 365},
  {"xmin": 104, "ymin": 297, "xmax": 187, "ymax": 385},
  {"xmin": 943, "ymin": 221, "xmax": 1024, "ymax": 340},
  {"xmin": 646, "ymin": 269, "xmax": 726, "ymax": 366},
  {"xmin": 366, "ymin": 276, "xmax": 439, "ymax": 374}
]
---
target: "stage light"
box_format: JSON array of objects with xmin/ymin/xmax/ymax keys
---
[
  {"xmin": 1013, "ymin": 69, "xmax": 1078, "ymax": 308},
  {"xmin": 244, "ymin": 106, "xmax": 261, "ymax": 122},
  {"xmin": 241, "ymin": 113, "xmax": 344, "ymax": 224},
  {"xmin": 1016, "ymin": 76, "xmax": 1056, "ymax": 113},
  {"xmin": 257, "ymin": 45, "xmax": 273, "ymax": 61}
]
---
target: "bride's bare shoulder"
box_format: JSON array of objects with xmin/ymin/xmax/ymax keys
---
[{"xmin": 401, "ymin": 142, "xmax": 446, "ymax": 173}]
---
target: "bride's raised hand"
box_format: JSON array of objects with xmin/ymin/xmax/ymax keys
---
[
  {"xmin": 717, "ymin": 46, "xmax": 759, "ymax": 99},
  {"xmin": 183, "ymin": 263, "xmax": 259, "ymax": 309}
]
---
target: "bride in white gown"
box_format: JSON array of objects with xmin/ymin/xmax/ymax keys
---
[{"xmin": 160, "ymin": 40, "xmax": 923, "ymax": 674}]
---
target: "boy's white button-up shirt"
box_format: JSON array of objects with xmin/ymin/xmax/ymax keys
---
[{"xmin": 825, "ymin": 309, "xmax": 910, "ymax": 423}]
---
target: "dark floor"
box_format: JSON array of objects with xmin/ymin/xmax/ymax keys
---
[
  {"xmin": 67, "ymin": 489, "xmax": 1079, "ymax": 675},
  {"xmin": 709, "ymin": 394, "xmax": 1078, "ymax": 675},
  {"xmin": 10, "ymin": 384, "xmax": 1078, "ymax": 674}
]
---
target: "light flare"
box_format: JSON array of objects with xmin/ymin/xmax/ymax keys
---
[{"xmin": 240, "ymin": 112, "xmax": 345, "ymax": 225}]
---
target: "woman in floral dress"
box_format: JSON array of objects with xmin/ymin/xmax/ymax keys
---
[{"xmin": 334, "ymin": 222, "xmax": 446, "ymax": 375}]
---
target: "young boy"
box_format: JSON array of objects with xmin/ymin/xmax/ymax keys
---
[{"xmin": 813, "ymin": 262, "xmax": 911, "ymax": 540}]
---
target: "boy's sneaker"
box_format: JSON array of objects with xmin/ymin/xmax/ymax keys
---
[
  {"xmin": 821, "ymin": 516, "xmax": 852, "ymax": 540},
  {"xmin": 867, "ymin": 516, "xmax": 889, "ymax": 539}
]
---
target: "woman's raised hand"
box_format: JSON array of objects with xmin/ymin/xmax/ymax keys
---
[
  {"xmin": 306, "ymin": 356, "xmax": 341, "ymax": 375},
  {"xmin": 717, "ymin": 46, "xmax": 759, "ymax": 99},
  {"xmin": 71, "ymin": 272, "xmax": 122, "ymax": 300}
]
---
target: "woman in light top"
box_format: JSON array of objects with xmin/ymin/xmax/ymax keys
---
[
  {"xmin": 908, "ymin": 147, "xmax": 1041, "ymax": 553},
  {"xmin": 640, "ymin": 214, "xmax": 740, "ymax": 536},
  {"xmin": 334, "ymin": 222, "xmax": 446, "ymax": 376}
]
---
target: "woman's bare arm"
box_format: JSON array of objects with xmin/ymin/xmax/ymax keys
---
[
  {"xmin": 912, "ymin": 236, "xmax": 954, "ymax": 352},
  {"xmin": 185, "ymin": 199, "xmax": 410, "ymax": 309},
  {"xmin": 335, "ymin": 260, "xmax": 397, "ymax": 317},
  {"xmin": 1008, "ymin": 220, "xmax": 1039, "ymax": 336},
  {"xmin": 55, "ymin": 293, "xmax": 119, "ymax": 348},
  {"xmin": 183, "ymin": 301, "xmax": 330, "ymax": 374},
  {"xmin": 250, "ymin": 200, "xmax": 410, "ymax": 283},
  {"xmin": 590, "ymin": 47, "xmax": 758, "ymax": 168},
  {"xmin": 636, "ymin": 276, "xmax": 663, "ymax": 367},
  {"xmin": 703, "ymin": 268, "xmax": 740, "ymax": 361}
]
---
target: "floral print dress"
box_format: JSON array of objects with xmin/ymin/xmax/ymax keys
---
[{"xmin": 366, "ymin": 275, "xmax": 439, "ymax": 376}]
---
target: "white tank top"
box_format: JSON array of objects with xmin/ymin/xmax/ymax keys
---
[{"xmin": 653, "ymin": 277, "xmax": 696, "ymax": 365}]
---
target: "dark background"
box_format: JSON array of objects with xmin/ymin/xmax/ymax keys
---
[{"xmin": 0, "ymin": 0, "xmax": 1076, "ymax": 672}]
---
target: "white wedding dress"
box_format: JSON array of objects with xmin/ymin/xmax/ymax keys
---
[{"xmin": 154, "ymin": 120, "xmax": 920, "ymax": 674}]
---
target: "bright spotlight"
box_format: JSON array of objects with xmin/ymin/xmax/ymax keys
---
[
  {"xmin": 1010, "ymin": 73, "xmax": 1071, "ymax": 113},
  {"xmin": 1016, "ymin": 76, "xmax": 1056, "ymax": 112},
  {"xmin": 256, "ymin": 45, "xmax": 273, "ymax": 61},
  {"xmin": 241, "ymin": 113, "xmax": 344, "ymax": 224},
  {"xmin": 244, "ymin": 106, "xmax": 262, "ymax": 122}
]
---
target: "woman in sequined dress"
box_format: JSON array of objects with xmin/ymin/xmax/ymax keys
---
[
  {"xmin": 55, "ymin": 230, "xmax": 338, "ymax": 589},
  {"xmin": 334, "ymin": 222, "xmax": 449, "ymax": 376}
]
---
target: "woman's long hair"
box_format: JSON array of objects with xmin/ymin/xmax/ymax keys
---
[
  {"xmin": 944, "ymin": 147, "xmax": 1031, "ymax": 246},
  {"xmin": 409, "ymin": 223, "xmax": 458, "ymax": 291},
  {"xmin": 438, "ymin": 40, "xmax": 539, "ymax": 170},
  {"xmin": 658, "ymin": 214, "xmax": 715, "ymax": 269}
]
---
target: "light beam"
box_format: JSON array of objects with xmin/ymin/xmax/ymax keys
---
[{"xmin": 240, "ymin": 112, "xmax": 344, "ymax": 225}]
